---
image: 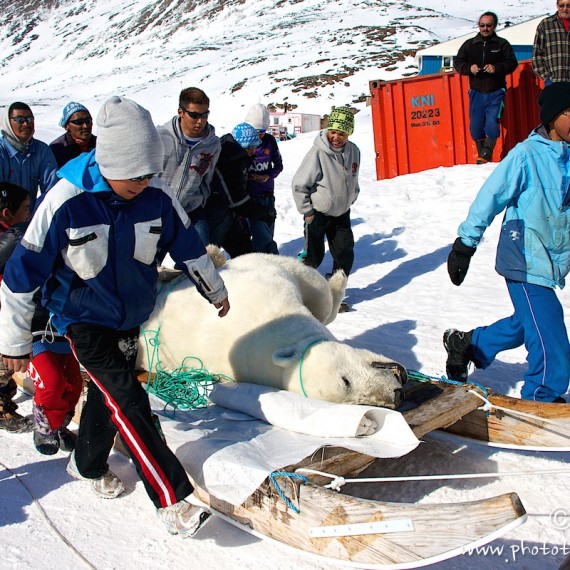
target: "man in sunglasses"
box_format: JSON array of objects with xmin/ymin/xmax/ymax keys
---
[
  {"xmin": 158, "ymin": 87, "xmax": 221, "ymax": 246},
  {"xmin": 0, "ymin": 101, "xmax": 58, "ymax": 211},
  {"xmin": 50, "ymin": 102, "xmax": 97, "ymax": 168},
  {"xmin": 533, "ymin": 2, "xmax": 570, "ymax": 85},
  {"xmin": 454, "ymin": 12, "xmax": 518, "ymax": 164}
]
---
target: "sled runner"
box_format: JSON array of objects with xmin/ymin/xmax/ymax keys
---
[
  {"xmin": 443, "ymin": 390, "xmax": 570, "ymax": 451},
  {"xmin": 193, "ymin": 475, "xmax": 525, "ymax": 569},
  {"xmin": 402, "ymin": 373, "xmax": 570, "ymax": 452}
]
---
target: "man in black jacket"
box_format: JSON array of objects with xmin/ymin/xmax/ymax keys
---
[{"xmin": 454, "ymin": 12, "xmax": 518, "ymax": 163}]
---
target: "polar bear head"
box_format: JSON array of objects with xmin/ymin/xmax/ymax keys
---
[{"xmin": 272, "ymin": 340, "xmax": 406, "ymax": 409}]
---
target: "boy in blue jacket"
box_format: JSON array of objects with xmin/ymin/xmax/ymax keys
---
[
  {"xmin": 444, "ymin": 82, "xmax": 570, "ymax": 403},
  {"xmin": 0, "ymin": 96, "xmax": 230, "ymax": 537}
]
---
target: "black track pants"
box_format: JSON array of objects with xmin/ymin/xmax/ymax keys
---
[{"xmin": 67, "ymin": 322, "xmax": 193, "ymax": 508}]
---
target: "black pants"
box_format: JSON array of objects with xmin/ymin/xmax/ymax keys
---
[
  {"xmin": 67, "ymin": 323, "xmax": 193, "ymax": 508},
  {"xmin": 304, "ymin": 210, "xmax": 354, "ymax": 276}
]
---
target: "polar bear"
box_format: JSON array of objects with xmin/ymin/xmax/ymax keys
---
[{"xmin": 137, "ymin": 251, "xmax": 406, "ymax": 409}]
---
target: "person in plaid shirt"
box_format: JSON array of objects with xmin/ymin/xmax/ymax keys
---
[{"xmin": 533, "ymin": 2, "xmax": 570, "ymax": 84}]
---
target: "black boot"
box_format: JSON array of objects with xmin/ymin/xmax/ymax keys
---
[
  {"xmin": 475, "ymin": 139, "xmax": 486, "ymax": 162},
  {"xmin": 443, "ymin": 329, "xmax": 479, "ymax": 382},
  {"xmin": 477, "ymin": 137, "xmax": 497, "ymax": 164}
]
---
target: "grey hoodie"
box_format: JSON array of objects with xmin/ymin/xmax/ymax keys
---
[
  {"xmin": 157, "ymin": 117, "xmax": 221, "ymax": 212},
  {"xmin": 292, "ymin": 129, "xmax": 360, "ymax": 218}
]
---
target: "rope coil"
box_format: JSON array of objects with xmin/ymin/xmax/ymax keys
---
[{"xmin": 140, "ymin": 326, "xmax": 232, "ymax": 412}]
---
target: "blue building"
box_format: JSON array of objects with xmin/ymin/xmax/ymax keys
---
[{"xmin": 415, "ymin": 17, "xmax": 542, "ymax": 76}]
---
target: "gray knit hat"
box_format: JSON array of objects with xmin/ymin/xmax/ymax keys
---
[
  {"xmin": 95, "ymin": 96, "xmax": 163, "ymax": 180},
  {"xmin": 245, "ymin": 103, "xmax": 270, "ymax": 130}
]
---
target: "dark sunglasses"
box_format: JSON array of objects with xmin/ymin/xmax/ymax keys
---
[
  {"xmin": 479, "ymin": 23, "xmax": 494, "ymax": 28},
  {"xmin": 10, "ymin": 116, "xmax": 34, "ymax": 124},
  {"xmin": 180, "ymin": 107, "xmax": 210, "ymax": 120},
  {"xmin": 129, "ymin": 173, "xmax": 155, "ymax": 182},
  {"xmin": 69, "ymin": 118, "xmax": 92, "ymax": 126}
]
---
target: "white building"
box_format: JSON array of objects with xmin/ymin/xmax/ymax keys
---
[{"xmin": 268, "ymin": 111, "xmax": 322, "ymax": 139}]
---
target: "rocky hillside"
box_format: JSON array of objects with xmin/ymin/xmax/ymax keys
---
[{"xmin": 0, "ymin": 0, "xmax": 550, "ymax": 119}]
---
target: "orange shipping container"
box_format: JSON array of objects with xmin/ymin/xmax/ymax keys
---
[{"xmin": 369, "ymin": 61, "xmax": 543, "ymax": 180}]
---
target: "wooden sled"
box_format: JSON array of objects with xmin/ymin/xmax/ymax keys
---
[
  {"xmin": 443, "ymin": 390, "xmax": 570, "ymax": 451},
  {"xmin": 138, "ymin": 373, "xmax": 526, "ymax": 568}
]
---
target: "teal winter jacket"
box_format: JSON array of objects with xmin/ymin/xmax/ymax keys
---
[{"xmin": 458, "ymin": 127, "xmax": 570, "ymax": 289}]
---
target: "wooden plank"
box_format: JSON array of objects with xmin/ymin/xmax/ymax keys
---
[
  {"xmin": 403, "ymin": 382, "xmax": 483, "ymax": 438},
  {"xmin": 444, "ymin": 392, "xmax": 570, "ymax": 450}
]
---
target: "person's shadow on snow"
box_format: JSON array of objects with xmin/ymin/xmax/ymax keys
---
[{"xmin": 0, "ymin": 447, "xmax": 136, "ymax": 527}]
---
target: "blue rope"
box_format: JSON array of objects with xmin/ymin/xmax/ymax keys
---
[
  {"xmin": 298, "ymin": 338, "xmax": 330, "ymax": 397},
  {"xmin": 406, "ymin": 369, "xmax": 489, "ymax": 397},
  {"xmin": 269, "ymin": 471, "xmax": 309, "ymax": 513}
]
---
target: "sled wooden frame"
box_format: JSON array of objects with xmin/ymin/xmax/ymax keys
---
[
  {"xmin": 135, "ymin": 373, "xmax": 526, "ymax": 568},
  {"xmin": 443, "ymin": 390, "xmax": 570, "ymax": 451}
]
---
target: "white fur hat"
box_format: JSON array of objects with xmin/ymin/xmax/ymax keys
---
[
  {"xmin": 95, "ymin": 96, "xmax": 163, "ymax": 180},
  {"xmin": 245, "ymin": 103, "xmax": 270, "ymax": 131}
]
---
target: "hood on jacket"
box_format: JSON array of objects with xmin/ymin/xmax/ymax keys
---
[
  {"xmin": 57, "ymin": 149, "xmax": 111, "ymax": 193},
  {"xmin": 0, "ymin": 105, "xmax": 33, "ymax": 154},
  {"xmin": 315, "ymin": 129, "xmax": 348, "ymax": 162},
  {"xmin": 219, "ymin": 132, "xmax": 250, "ymax": 162},
  {"xmin": 527, "ymin": 124, "xmax": 569, "ymax": 153}
]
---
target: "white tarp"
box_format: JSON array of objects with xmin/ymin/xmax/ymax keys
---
[{"xmin": 152, "ymin": 383, "xmax": 420, "ymax": 506}]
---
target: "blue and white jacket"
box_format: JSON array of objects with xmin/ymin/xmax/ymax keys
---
[
  {"xmin": 458, "ymin": 127, "xmax": 570, "ymax": 289},
  {"xmin": 0, "ymin": 150, "xmax": 227, "ymax": 358}
]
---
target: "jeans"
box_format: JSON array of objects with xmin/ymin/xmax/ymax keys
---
[{"xmin": 468, "ymin": 88, "xmax": 505, "ymax": 141}]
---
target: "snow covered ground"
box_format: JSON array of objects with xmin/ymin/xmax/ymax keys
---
[{"xmin": 1, "ymin": 107, "xmax": 569, "ymax": 569}]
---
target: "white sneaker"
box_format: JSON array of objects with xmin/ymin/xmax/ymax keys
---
[
  {"xmin": 157, "ymin": 500, "xmax": 211, "ymax": 538},
  {"xmin": 66, "ymin": 450, "xmax": 125, "ymax": 499}
]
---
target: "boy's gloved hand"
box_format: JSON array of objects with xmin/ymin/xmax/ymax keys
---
[{"xmin": 447, "ymin": 237, "xmax": 476, "ymax": 286}]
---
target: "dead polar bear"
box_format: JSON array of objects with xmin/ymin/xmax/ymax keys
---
[{"xmin": 138, "ymin": 250, "xmax": 406, "ymax": 409}]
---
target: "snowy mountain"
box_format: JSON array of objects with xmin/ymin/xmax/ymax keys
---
[{"xmin": 0, "ymin": 0, "xmax": 554, "ymax": 128}]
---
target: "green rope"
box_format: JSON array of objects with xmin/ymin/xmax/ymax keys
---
[
  {"xmin": 140, "ymin": 325, "xmax": 233, "ymax": 412},
  {"xmin": 298, "ymin": 338, "xmax": 330, "ymax": 397}
]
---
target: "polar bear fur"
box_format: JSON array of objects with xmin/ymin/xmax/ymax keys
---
[{"xmin": 138, "ymin": 250, "xmax": 406, "ymax": 409}]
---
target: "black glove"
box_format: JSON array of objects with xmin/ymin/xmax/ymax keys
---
[{"xmin": 447, "ymin": 237, "xmax": 476, "ymax": 286}]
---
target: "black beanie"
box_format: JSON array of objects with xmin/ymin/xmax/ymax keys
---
[{"xmin": 538, "ymin": 82, "xmax": 570, "ymax": 127}]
